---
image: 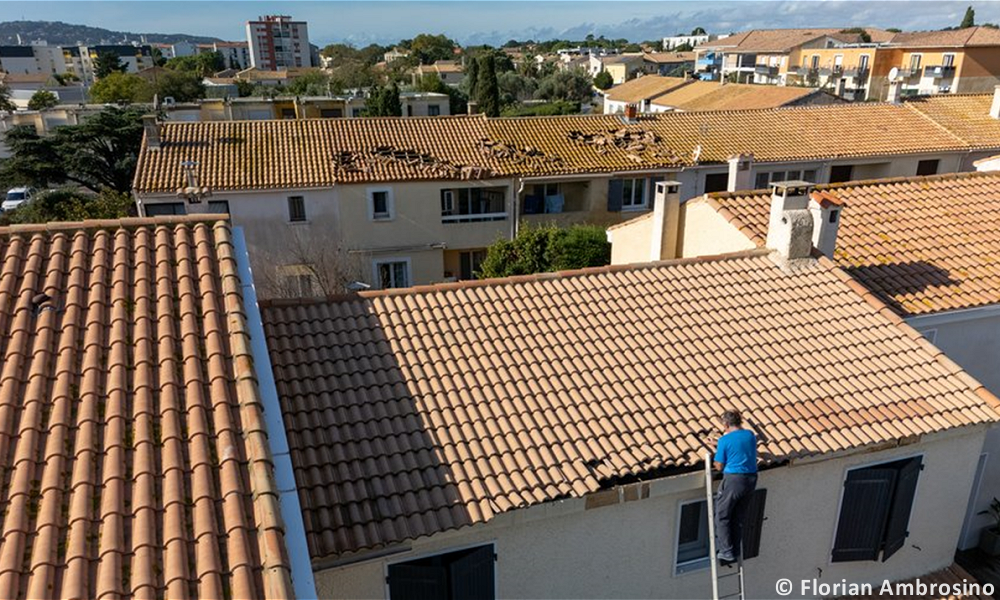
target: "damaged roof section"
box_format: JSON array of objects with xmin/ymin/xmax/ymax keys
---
[{"xmin": 260, "ymin": 250, "xmax": 1000, "ymax": 561}]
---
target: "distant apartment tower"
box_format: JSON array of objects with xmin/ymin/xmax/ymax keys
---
[{"xmin": 246, "ymin": 15, "xmax": 313, "ymax": 69}]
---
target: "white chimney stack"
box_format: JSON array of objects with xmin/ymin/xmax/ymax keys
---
[
  {"xmin": 649, "ymin": 181, "xmax": 682, "ymax": 260},
  {"xmin": 726, "ymin": 153, "xmax": 754, "ymax": 192},
  {"xmin": 991, "ymin": 85, "xmax": 1000, "ymax": 119},
  {"xmin": 808, "ymin": 190, "xmax": 844, "ymax": 258},
  {"xmin": 766, "ymin": 181, "xmax": 815, "ymax": 267},
  {"xmin": 886, "ymin": 79, "xmax": 901, "ymax": 104},
  {"xmin": 143, "ymin": 115, "xmax": 161, "ymax": 150}
]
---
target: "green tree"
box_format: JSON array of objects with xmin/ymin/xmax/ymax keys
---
[
  {"xmin": 962, "ymin": 6, "xmax": 976, "ymax": 28},
  {"xmin": 593, "ymin": 70, "xmax": 614, "ymax": 90},
  {"xmin": 0, "ymin": 83, "xmax": 16, "ymax": 112},
  {"xmin": 94, "ymin": 52, "xmax": 126, "ymax": 79},
  {"xmin": 1, "ymin": 188, "xmax": 133, "ymax": 225},
  {"xmin": 154, "ymin": 70, "xmax": 206, "ymax": 102},
  {"xmin": 89, "ymin": 72, "xmax": 153, "ymax": 104},
  {"xmin": 497, "ymin": 71, "xmax": 538, "ymax": 105},
  {"xmin": 365, "ymin": 82, "xmax": 402, "ymax": 116},
  {"xmin": 27, "ymin": 90, "xmax": 59, "ymax": 111},
  {"xmin": 479, "ymin": 225, "xmax": 610, "ymax": 278},
  {"xmin": 407, "ymin": 33, "xmax": 459, "ymax": 64},
  {"xmin": 0, "ymin": 106, "xmax": 146, "ymax": 193},
  {"xmin": 235, "ymin": 79, "xmax": 255, "ymax": 97},
  {"xmin": 287, "ymin": 70, "xmax": 332, "ymax": 96},
  {"xmin": 165, "ymin": 52, "xmax": 226, "ymax": 77},
  {"xmin": 464, "ymin": 56, "xmax": 480, "ymax": 101},
  {"xmin": 476, "ymin": 53, "xmax": 501, "ymax": 117},
  {"xmin": 535, "ymin": 68, "xmax": 593, "ymax": 103},
  {"xmin": 673, "ymin": 42, "xmax": 695, "ymax": 52}
]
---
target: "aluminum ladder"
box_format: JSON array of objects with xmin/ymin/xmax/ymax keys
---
[{"xmin": 706, "ymin": 452, "xmax": 745, "ymax": 600}]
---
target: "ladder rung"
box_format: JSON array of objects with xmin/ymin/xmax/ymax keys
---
[
  {"xmin": 718, "ymin": 572, "xmax": 741, "ymax": 579},
  {"xmin": 719, "ymin": 593, "xmax": 743, "ymax": 599}
]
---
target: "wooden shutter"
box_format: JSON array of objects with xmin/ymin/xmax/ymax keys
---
[
  {"xmin": 450, "ymin": 545, "xmax": 496, "ymax": 600},
  {"xmin": 831, "ymin": 468, "xmax": 897, "ymax": 562},
  {"xmin": 882, "ymin": 458, "xmax": 922, "ymax": 561},
  {"xmin": 607, "ymin": 179, "xmax": 624, "ymax": 211},
  {"xmin": 741, "ymin": 488, "xmax": 767, "ymax": 560},
  {"xmin": 387, "ymin": 562, "xmax": 448, "ymax": 600}
]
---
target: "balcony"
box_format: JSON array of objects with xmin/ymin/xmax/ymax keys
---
[
  {"xmin": 924, "ymin": 65, "xmax": 956, "ymax": 79},
  {"xmin": 843, "ymin": 67, "xmax": 869, "ymax": 80},
  {"xmin": 754, "ymin": 64, "xmax": 778, "ymax": 77}
]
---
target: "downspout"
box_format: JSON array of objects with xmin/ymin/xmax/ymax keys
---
[
  {"xmin": 232, "ymin": 227, "xmax": 319, "ymax": 600},
  {"xmin": 512, "ymin": 177, "xmax": 524, "ymax": 239}
]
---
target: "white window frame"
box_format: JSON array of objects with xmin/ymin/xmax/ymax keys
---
[
  {"xmin": 673, "ymin": 497, "xmax": 711, "ymax": 575},
  {"xmin": 372, "ymin": 257, "xmax": 412, "ymax": 290},
  {"xmin": 909, "ymin": 53, "xmax": 922, "ymax": 71},
  {"xmin": 441, "ymin": 190, "xmax": 455, "ymax": 215},
  {"xmin": 367, "ymin": 187, "xmax": 395, "ymax": 221},
  {"xmin": 942, "ymin": 53, "xmax": 955, "ymax": 68},
  {"xmin": 828, "ymin": 452, "xmax": 925, "ymax": 565},
  {"xmin": 621, "ymin": 178, "xmax": 649, "ymax": 211}
]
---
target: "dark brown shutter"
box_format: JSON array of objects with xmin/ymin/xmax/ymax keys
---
[
  {"xmin": 387, "ymin": 563, "xmax": 448, "ymax": 600},
  {"xmin": 607, "ymin": 179, "xmax": 624, "ymax": 211},
  {"xmin": 882, "ymin": 457, "xmax": 922, "ymax": 561},
  {"xmin": 450, "ymin": 545, "xmax": 496, "ymax": 600},
  {"xmin": 741, "ymin": 488, "xmax": 767, "ymax": 560},
  {"xmin": 831, "ymin": 468, "xmax": 897, "ymax": 562}
]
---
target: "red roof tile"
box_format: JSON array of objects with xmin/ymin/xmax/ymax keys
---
[
  {"xmin": 260, "ymin": 251, "xmax": 999, "ymax": 560},
  {"xmin": 0, "ymin": 216, "xmax": 294, "ymax": 599}
]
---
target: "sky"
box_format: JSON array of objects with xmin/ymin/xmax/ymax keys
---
[{"xmin": 3, "ymin": 1, "xmax": 1000, "ymax": 46}]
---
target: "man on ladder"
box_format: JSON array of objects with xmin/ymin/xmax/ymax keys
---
[{"xmin": 713, "ymin": 409, "xmax": 758, "ymax": 564}]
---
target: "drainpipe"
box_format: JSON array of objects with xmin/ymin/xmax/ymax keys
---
[{"xmin": 512, "ymin": 177, "xmax": 524, "ymax": 239}]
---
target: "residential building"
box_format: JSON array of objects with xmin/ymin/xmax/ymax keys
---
[
  {"xmin": 609, "ymin": 167, "xmax": 1000, "ymax": 556},
  {"xmin": 132, "ymin": 92, "xmax": 1000, "ymax": 293},
  {"xmin": 412, "ymin": 60, "xmax": 465, "ymax": 86},
  {"xmin": 602, "ymin": 75, "xmax": 839, "ymax": 114},
  {"xmin": 260, "ymin": 222, "xmax": 1000, "ymax": 598},
  {"xmin": 0, "ymin": 215, "xmax": 315, "ymax": 599},
  {"xmin": 589, "ymin": 53, "xmax": 645, "ymax": 84},
  {"xmin": 0, "ymin": 43, "xmax": 154, "ymax": 84},
  {"xmin": 663, "ymin": 32, "xmax": 728, "ymax": 50},
  {"xmin": 78, "ymin": 44, "xmax": 155, "ymax": 84},
  {"xmin": 246, "ymin": 14, "xmax": 313, "ymax": 70},
  {"xmin": 641, "ymin": 51, "xmax": 695, "ymax": 76},
  {"xmin": 198, "ymin": 40, "xmax": 252, "ymax": 70},
  {"xmin": 0, "ymin": 45, "xmax": 36, "ymax": 74}
]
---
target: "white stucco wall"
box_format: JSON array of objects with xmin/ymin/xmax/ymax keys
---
[
  {"xmin": 677, "ymin": 200, "xmax": 757, "ymax": 258},
  {"xmin": 315, "ymin": 427, "xmax": 986, "ymax": 599}
]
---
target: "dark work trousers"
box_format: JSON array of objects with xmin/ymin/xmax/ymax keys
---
[{"xmin": 715, "ymin": 473, "xmax": 757, "ymax": 559}]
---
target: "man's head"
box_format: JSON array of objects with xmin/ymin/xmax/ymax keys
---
[{"xmin": 721, "ymin": 409, "xmax": 743, "ymax": 429}]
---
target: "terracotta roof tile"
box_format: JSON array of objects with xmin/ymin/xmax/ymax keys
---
[
  {"xmin": 891, "ymin": 26, "xmax": 1000, "ymax": 48},
  {"xmin": 260, "ymin": 251, "xmax": 999, "ymax": 560},
  {"xmin": 0, "ymin": 216, "xmax": 294, "ymax": 599},
  {"xmin": 905, "ymin": 93, "xmax": 1000, "ymax": 148},
  {"xmin": 650, "ymin": 80, "xmax": 825, "ymax": 111},
  {"xmin": 708, "ymin": 170, "xmax": 1000, "ymax": 316},
  {"xmin": 699, "ymin": 28, "xmax": 880, "ymax": 53},
  {"xmin": 134, "ymin": 101, "xmax": 989, "ymax": 193},
  {"xmin": 604, "ymin": 75, "xmax": 689, "ymax": 103}
]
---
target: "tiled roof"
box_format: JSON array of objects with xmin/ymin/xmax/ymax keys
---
[
  {"xmin": 134, "ymin": 100, "xmax": 990, "ymax": 193},
  {"xmin": 699, "ymin": 28, "xmax": 873, "ymax": 53},
  {"xmin": 260, "ymin": 251, "xmax": 1000, "ymax": 560},
  {"xmin": 604, "ymin": 75, "xmax": 689, "ymax": 103},
  {"xmin": 649, "ymin": 80, "xmax": 825, "ymax": 111},
  {"xmin": 904, "ymin": 94, "xmax": 1000, "ymax": 149},
  {"xmin": 0, "ymin": 216, "xmax": 294, "ymax": 598},
  {"xmin": 642, "ymin": 52, "xmax": 696, "ymax": 64},
  {"xmin": 705, "ymin": 171, "xmax": 1000, "ymax": 316},
  {"xmin": 891, "ymin": 26, "xmax": 1000, "ymax": 48}
]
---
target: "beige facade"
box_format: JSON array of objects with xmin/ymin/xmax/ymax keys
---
[{"xmin": 314, "ymin": 427, "xmax": 985, "ymax": 599}]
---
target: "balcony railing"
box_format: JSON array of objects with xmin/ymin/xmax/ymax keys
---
[
  {"xmin": 843, "ymin": 67, "xmax": 869, "ymax": 80},
  {"xmin": 924, "ymin": 65, "xmax": 956, "ymax": 79},
  {"xmin": 442, "ymin": 212, "xmax": 507, "ymax": 223},
  {"xmin": 754, "ymin": 64, "xmax": 778, "ymax": 77}
]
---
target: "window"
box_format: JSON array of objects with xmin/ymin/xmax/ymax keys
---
[
  {"xmin": 375, "ymin": 259, "xmax": 410, "ymax": 289},
  {"xmin": 703, "ymin": 172, "xmax": 729, "ymax": 194},
  {"xmin": 803, "ymin": 169, "xmax": 818, "ymax": 183},
  {"xmin": 810, "ymin": 55, "xmax": 820, "ymax": 69},
  {"xmin": 459, "ymin": 250, "xmax": 486, "ymax": 280},
  {"xmin": 909, "ymin": 54, "xmax": 922, "ymax": 71},
  {"xmin": 832, "ymin": 456, "xmax": 923, "ymax": 563},
  {"xmin": 674, "ymin": 490, "xmax": 768, "ymax": 574},
  {"xmin": 144, "ymin": 202, "xmax": 186, "ymax": 216},
  {"xmin": 387, "ymin": 545, "xmax": 495, "ymax": 600},
  {"xmin": 916, "ymin": 159, "xmax": 939, "ymax": 176},
  {"xmin": 428, "ymin": 104, "xmax": 441, "ymax": 116},
  {"xmin": 621, "ymin": 178, "xmax": 646, "ymax": 208},
  {"xmin": 440, "ymin": 188, "xmax": 506, "ymax": 222},
  {"xmin": 858, "ymin": 54, "xmax": 870, "ymax": 72},
  {"xmin": 368, "ymin": 188, "xmax": 394, "ymax": 221},
  {"xmin": 287, "ymin": 196, "xmax": 307, "ymax": 222},
  {"xmin": 828, "ymin": 165, "xmax": 854, "ymax": 183},
  {"xmin": 942, "ymin": 54, "xmax": 955, "ymax": 67},
  {"xmin": 207, "ymin": 200, "xmax": 230, "ymax": 214},
  {"xmin": 280, "ymin": 108, "xmax": 296, "ymax": 119},
  {"xmin": 755, "ymin": 172, "xmax": 770, "ymax": 189},
  {"xmin": 407, "ymin": 105, "xmax": 414, "ymax": 117},
  {"xmin": 320, "ymin": 108, "xmax": 343, "ymax": 118}
]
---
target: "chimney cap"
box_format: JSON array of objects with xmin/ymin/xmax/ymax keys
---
[{"xmin": 770, "ymin": 180, "xmax": 814, "ymax": 196}]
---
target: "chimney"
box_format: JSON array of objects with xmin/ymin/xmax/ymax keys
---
[
  {"xmin": 766, "ymin": 181, "xmax": 815, "ymax": 266},
  {"xmin": 143, "ymin": 115, "xmax": 160, "ymax": 150},
  {"xmin": 726, "ymin": 153, "xmax": 754, "ymax": 192},
  {"xmin": 649, "ymin": 181, "xmax": 682, "ymax": 260},
  {"xmin": 624, "ymin": 104, "xmax": 639, "ymax": 122},
  {"xmin": 467, "ymin": 100, "xmax": 479, "ymax": 114},
  {"xmin": 808, "ymin": 190, "xmax": 844, "ymax": 258},
  {"xmin": 886, "ymin": 79, "xmax": 901, "ymax": 104},
  {"xmin": 990, "ymin": 84, "xmax": 1000, "ymax": 119}
]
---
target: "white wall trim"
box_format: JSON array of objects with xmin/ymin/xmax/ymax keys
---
[
  {"xmin": 372, "ymin": 256, "xmax": 413, "ymax": 289},
  {"xmin": 232, "ymin": 226, "xmax": 318, "ymax": 600},
  {"xmin": 366, "ymin": 186, "xmax": 396, "ymax": 221}
]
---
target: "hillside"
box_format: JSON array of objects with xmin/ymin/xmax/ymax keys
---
[{"xmin": 0, "ymin": 20, "xmax": 222, "ymax": 46}]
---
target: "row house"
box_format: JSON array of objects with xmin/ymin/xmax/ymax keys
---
[
  {"xmin": 132, "ymin": 92, "xmax": 1000, "ymax": 296},
  {"xmin": 0, "ymin": 43, "xmax": 154, "ymax": 84}
]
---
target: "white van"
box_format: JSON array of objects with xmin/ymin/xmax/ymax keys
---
[{"xmin": 2, "ymin": 187, "xmax": 33, "ymax": 212}]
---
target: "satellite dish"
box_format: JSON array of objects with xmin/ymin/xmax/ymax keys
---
[{"xmin": 888, "ymin": 67, "xmax": 899, "ymax": 81}]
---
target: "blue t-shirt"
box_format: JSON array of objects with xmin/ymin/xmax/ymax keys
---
[{"xmin": 715, "ymin": 429, "xmax": 758, "ymax": 474}]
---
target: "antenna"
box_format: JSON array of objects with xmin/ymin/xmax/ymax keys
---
[{"xmin": 888, "ymin": 66, "xmax": 899, "ymax": 81}]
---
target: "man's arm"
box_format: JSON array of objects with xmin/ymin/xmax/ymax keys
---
[
  {"xmin": 713, "ymin": 461, "xmax": 725, "ymax": 471},
  {"xmin": 713, "ymin": 435, "xmax": 727, "ymax": 472}
]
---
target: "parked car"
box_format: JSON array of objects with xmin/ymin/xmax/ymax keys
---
[{"xmin": 2, "ymin": 187, "xmax": 34, "ymax": 212}]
